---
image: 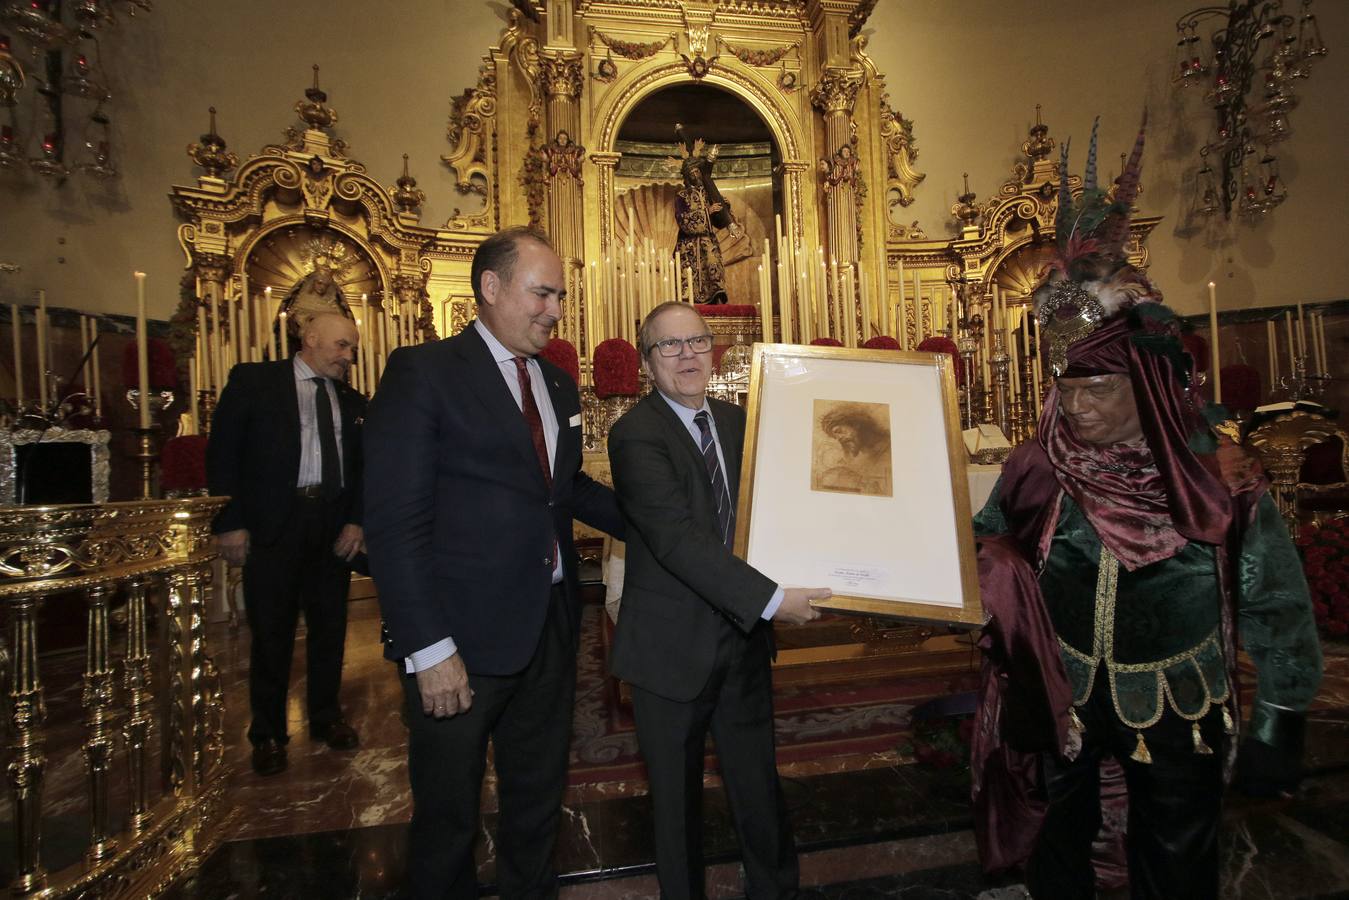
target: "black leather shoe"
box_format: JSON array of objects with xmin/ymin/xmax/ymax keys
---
[
  {"xmin": 251, "ymin": 739, "xmax": 288, "ymax": 776},
  {"xmin": 310, "ymin": 719, "xmax": 359, "ymax": 751}
]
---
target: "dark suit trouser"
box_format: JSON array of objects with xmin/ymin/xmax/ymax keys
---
[
  {"xmin": 242, "ymin": 494, "xmax": 351, "ymax": 745},
  {"xmin": 400, "ymin": 584, "xmax": 575, "ymax": 900},
  {"xmin": 1026, "ymin": 673, "xmax": 1225, "ymax": 900},
  {"xmin": 630, "ymin": 620, "xmax": 798, "ymax": 900}
]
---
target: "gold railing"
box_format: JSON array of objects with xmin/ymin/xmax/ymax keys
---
[{"xmin": 0, "ymin": 497, "xmax": 230, "ymax": 897}]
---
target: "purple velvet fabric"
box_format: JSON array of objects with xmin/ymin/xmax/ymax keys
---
[{"xmin": 970, "ymin": 535, "xmax": 1073, "ymax": 874}]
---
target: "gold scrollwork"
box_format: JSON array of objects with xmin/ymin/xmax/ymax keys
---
[{"xmin": 879, "ymin": 93, "xmax": 924, "ymax": 209}]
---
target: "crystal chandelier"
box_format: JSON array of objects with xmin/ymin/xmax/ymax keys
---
[{"xmin": 1173, "ymin": 0, "xmax": 1327, "ymax": 222}]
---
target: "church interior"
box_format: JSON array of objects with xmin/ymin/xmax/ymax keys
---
[{"xmin": 1, "ymin": 0, "xmax": 1348, "ymax": 897}]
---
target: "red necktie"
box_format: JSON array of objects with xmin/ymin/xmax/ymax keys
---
[{"xmin": 513, "ymin": 357, "xmax": 552, "ymax": 489}]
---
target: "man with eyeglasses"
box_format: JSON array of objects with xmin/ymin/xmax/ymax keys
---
[{"xmin": 608, "ymin": 300, "xmax": 831, "ymax": 899}]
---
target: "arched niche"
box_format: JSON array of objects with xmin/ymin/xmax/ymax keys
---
[{"xmin": 610, "ymin": 82, "xmax": 778, "ymax": 307}]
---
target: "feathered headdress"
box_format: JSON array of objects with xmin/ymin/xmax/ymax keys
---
[{"xmin": 1035, "ymin": 111, "xmax": 1153, "ymax": 375}]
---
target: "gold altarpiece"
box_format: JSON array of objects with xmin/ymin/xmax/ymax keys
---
[{"xmin": 166, "ymin": 2, "xmax": 1160, "ymax": 683}]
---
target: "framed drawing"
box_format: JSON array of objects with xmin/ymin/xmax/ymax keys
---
[{"xmin": 734, "ymin": 344, "xmax": 983, "ymax": 627}]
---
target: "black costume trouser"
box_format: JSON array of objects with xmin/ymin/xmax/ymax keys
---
[
  {"xmin": 242, "ymin": 494, "xmax": 351, "ymax": 746},
  {"xmin": 1026, "ymin": 673, "xmax": 1225, "ymax": 900},
  {"xmin": 400, "ymin": 583, "xmax": 574, "ymax": 900},
  {"xmin": 630, "ymin": 619, "xmax": 798, "ymax": 900}
]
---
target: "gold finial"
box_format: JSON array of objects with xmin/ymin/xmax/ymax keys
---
[
  {"xmin": 296, "ymin": 63, "xmax": 338, "ymax": 130},
  {"xmin": 392, "ymin": 153, "xmax": 426, "ymax": 215},
  {"xmin": 187, "ymin": 104, "xmax": 238, "ymax": 178},
  {"xmin": 1023, "ymin": 104, "xmax": 1055, "ymax": 162}
]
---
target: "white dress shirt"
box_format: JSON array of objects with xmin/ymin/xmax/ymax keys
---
[
  {"xmin": 293, "ymin": 355, "xmax": 344, "ymax": 488},
  {"xmin": 406, "ymin": 320, "xmax": 563, "ymax": 673},
  {"xmin": 656, "ymin": 391, "xmax": 784, "ymax": 621}
]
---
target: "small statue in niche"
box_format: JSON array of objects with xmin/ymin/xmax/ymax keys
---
[
  {"xmin": 286, "ymin": 254, "xmax": 351, "ymax": 334},
  {"xmin": 819, "ymin": 143, "xmax": 861, "ymax": 194},
  {"xmin": 670, "ymin": 124, "xmax": 742, "ymax": 305},
  {"xmin": 540, "ymin": 129, "xmax": 585, "ymax": 183}
]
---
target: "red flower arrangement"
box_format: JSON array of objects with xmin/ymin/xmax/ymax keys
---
[
  {"xmin": 539, "ymin": 338, "xmax": 580, "ymax": 386},
  {"xmin": 121, "ymin": 338, "xmax": 178, "ymax": 390},
  {"xmin": 161, "ymin": 435, "xmax": 209, "ymax": 493},
  {"xmin": 916, "ymin": 336, "xmax": 965, "ymax": 386},
  {"xmin": 809, "ymin": 337, "xmax": 843, "ymax": 347},
  {"xmin": 862, "ymin": 335, "xmax": 901, "ymax": 351},
  {"xmin": 593, "ymin": 338, "xmax": 639, "ymax": 398},
  {"xmin": 1297, "ymin": 516, "xmax": 1349, "ymax": 637}
]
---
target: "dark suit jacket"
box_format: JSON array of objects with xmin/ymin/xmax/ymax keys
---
[
  {"xmin": 207, "ymin": 359, "xmax": 365, "ymax": 544},
  {"xmin": 362, "ymin": 323, "xmax": 623, "ymax": 675},
  {"xmin": 608, "ymin": 392, "xmax": 776, "ymax": 702}
]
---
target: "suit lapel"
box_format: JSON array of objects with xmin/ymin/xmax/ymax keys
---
[
  {"xmin": 709, "ymin": 399, "xmax": 743, "ymax": 500},
  {"xmin": 454, "ymin": 324, "xmax": 550, "ymax": 492},
  {"xmin": 540, "ymin": 365, "xmax": 576, "ymax": 496},
  {"xmin": 276, "ymin": 360, "xmax": 302, "ymax": 480}
]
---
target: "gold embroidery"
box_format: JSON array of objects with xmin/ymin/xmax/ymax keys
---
[{"xmin": 1059, "ymin": 546, "xmax": 1230, "ymax": 741}]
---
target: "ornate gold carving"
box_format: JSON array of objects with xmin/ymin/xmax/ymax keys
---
[
  {"xmin": 82, "ymin": 581, "xmax": 118, "ymax": 861},
  {"xmin": 1249, "ymin": 410, "xmax": 1339, "ymax": 533},
  {"xmin": 122, "ymin": 577, "xmax": 155, "ymax": 834},
  {"xmin": 819, "ymin": 143, "xmax": 860, "ymax": 194},
  {"xmin": 715, "ymin": 35, "xmax": 798, "ymax": 67},
  {"xmin": 539, "ymin": 51, "xmax": 585, "ymax": 100},
  {"xmin": 295, "ymin": 63, "xmax": 338, "ymax": 131},
  {"xmin": 540, "ymin": 130, "xmax": 586, "ymax": 184},
  {"xmin": 6, "ymin": 594, "xmax": 47, "ymax": 894},
  {"xmin": 590, "ymin": 27, "xmax": 676, "ymax": 60},
  {"xmin": 879, "ymin": 93, "xmax": 923, "ymax": 208},
  {"xmin": 810, "ymin": 66, "xmax": 865, "ymax": 116},
  {"xmin": 443, "ymin": 60, "xmax": 495, "ymax": 198}
]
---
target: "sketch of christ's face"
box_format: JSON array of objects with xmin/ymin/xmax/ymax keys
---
[{"xmin": 828, "ymin": 423, "xmax": 861, "ymax": 457}]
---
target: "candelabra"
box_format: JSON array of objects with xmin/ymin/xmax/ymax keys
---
[
  {"xmin": 991, "ymin": 334, "xmax": 1010, "ymax": 438},
  {"xmin": 126, "ymin": 389, "xmax": 174, "ymax": 499},
  {"xmin": 1174, "ymin": 0, "xmax": 1328, "ymax": 221}
]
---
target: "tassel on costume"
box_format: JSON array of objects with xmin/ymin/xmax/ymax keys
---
[
  {"xmin": 1069, "ymin": 707, "xmax": 1085, "ymax": 734},
  {"xmin": 1130, "ymin": 731, "xmax": 1152, "ymax": 764},
  {"xmin": 1223, "ymin": 706, "xmax": 1235, "ymax": 735},
  {"xmin": 1192, "ymin": 721, "xmax": 1214, "ymax": 755}
]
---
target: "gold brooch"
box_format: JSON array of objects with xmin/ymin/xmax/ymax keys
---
[{"xmin": 1037, "ymin": 280, "xmax": 1106, "ymax": 376}]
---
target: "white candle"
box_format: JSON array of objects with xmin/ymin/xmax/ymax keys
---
[
  {"xmin": 187, "ymin": 358, "xmax": 199, "ymax": 434},
  {"xmin": 10, "ymin": 303, "xmax": 23, "ymax": 403},
  {"xmin": 90, "ymin": 318, "xmax": 101, "ymax": 415},
  {"xmin": 896, "ymin": 257, "xmax": 906, "ymax": 348},
  {"xmin": 361, "ymin": 294, "xmax": 374, "ymax": 390},
  {"xmin": 1285, "ymin": 310, "xmax": 1296, "ymax": 374},
  {"xmin": 1317, "ymin": 312, "xmax": 1329, "ymax": 375},
  {"xmin": 1207, "ymin": 282, "xmax": 1221, "ymax": 404},
  {"xmin": 36, "ymin": 290, "xmax": 48, "ymax": 409},
  {"xmin": 209, "ymin": 288, "xmax": 224, "ymax": 390},
  {"xmin": 1267, "ymin": 319, "xmax": 1279, "ymax": 383},
  {"xmin": 1296, "ymin": 299, "xmax": 1307, "ymax": 358},
  {"xmin": 135, "ymin": 273, "xmax": 151, "ymax": 428},
  {"xmin": 80, "ymin": 316, "xmax": 91, "ymax": 396},
  {"xmin": 227, "ymin": 290, "xmax": 239, "ymax": 368},
  {"xmin": 279, "ymin": 310, "xmax": 290, "ymax": 357},
  {"xmin": 197, "ymin": 304, "xmax": 212, "ymax": 389},
  {"xmin": 912, "ymin": 271, "xmax": 923, "ymax": 342}
]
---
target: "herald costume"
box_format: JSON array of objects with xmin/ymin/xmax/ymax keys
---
[{"xmin": 969, "ymin": 116, "xmax": 1323, "ymax": 899}]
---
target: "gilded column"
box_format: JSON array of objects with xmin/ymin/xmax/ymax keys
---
[
  {"xmin": 81, "ymin": 581, "xmax": 119, "ymax": 861},
  {"xmin": 162, "ymin": 569, "xmax": 190, "ymax": 797},
  {"xmin": 6, "ymin": 594, "xmax": 47, "ymax": 895},
  {"xmin": 193, "ymin": 252, "xmax": 231, "ymax": 434},
  {"xmin": 538, "ymin": 50, "xmax": 585, "ymax": 347},
  {"xmin": 590, "ymin": 151, "xmax": 621, "ymax": 352},
  {"xmin": 810, "ymin": 67, "xmax": 864, "ymax": 268},
  {"xmin": 121, "ymin": 577, "xmax": 155, "ymax": 833}
]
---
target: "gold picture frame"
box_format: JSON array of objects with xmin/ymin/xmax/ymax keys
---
[{"xmin": 733, "ymin": 343, "xmax": 983, "ymax": 628}]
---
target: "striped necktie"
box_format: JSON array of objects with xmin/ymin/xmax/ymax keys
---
[{"xmin": 694, "ymin": 410, "xmax": 734, "ymax": 549}]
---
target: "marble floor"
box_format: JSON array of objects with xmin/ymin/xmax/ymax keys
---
[{"xmin": 12, "ymin": 590, "xmax": 1349, "ymax": 899}]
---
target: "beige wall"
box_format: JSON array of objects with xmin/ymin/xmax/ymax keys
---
[
  {"xmin": 865, "ymin": 0, "xmax": 1349, "ymax": 315},
  {"xmin": 2, "ymin": 0, "xmax": 1345, "ymax": 320}
]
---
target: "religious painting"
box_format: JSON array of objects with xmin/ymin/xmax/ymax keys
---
[
  {"xmin": 736, "ymin": 344, "xmax": 982, "ymax": 628},
  {"xmin": 810, "ymin": 399, "xmax": 893, "ymax": 497}
]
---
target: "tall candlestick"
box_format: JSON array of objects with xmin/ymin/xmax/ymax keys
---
[
  {"xmin": 844, "ymin": 265, "xmax": 857, "ymax": 347},
  {"xmin": 10, "ymin": 303, "xmax": 23, "ymax": 403},
  {"xmin": 1207, "ymin": 282, "xmax": 1221, "ymax": 404},
  {"xmin": 912, "ymin": 271, "xmax": 923, "ymax": 343},
  {"xmin": 1284, "ymin": 310, "xmax": 1296, "ymax": 375},
  {"xmin": 36, "ymin": 290, "xmax": 48, "ymax": 409},
  {"xmin": 135, "ymin": 273, "xmax": 151, "ymax": 428},
  {"xmin": 279, "ymin": 311, "xmax": 290, "ymax": 357},
  {"xmin": 227, "ymin": 290, "xmax": 239, "ymax": 368},
  {"xmin": 1317, "ymin": 312, "xmax": 1329, "ymax": 375},
  {"xmin": 1267, "ymin": 319, "xmax": 1279, "ymax": 383},
  {"xmin": 1031, "ymin": 313, "xmax": 1043, "ymax": 418},
  {"xmin": 209, "ymin": 288, "xmax": 225, "ymax": 389}
]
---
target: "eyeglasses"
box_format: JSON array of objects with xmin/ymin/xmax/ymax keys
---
[{"xmin": 649, "ymin": 334, "xmax": 714, "ymax": 357}]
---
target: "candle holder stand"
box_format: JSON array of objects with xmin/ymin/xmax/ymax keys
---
[{"xmin": 131, "ymin": 425, "xmax": 161, "ymax": 500}]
